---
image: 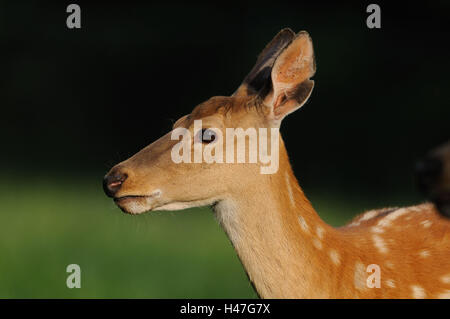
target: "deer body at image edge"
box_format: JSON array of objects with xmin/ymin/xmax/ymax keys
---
[{"xmin": 103, "ymin": 29, "xmax": 450, "ymax": 299}]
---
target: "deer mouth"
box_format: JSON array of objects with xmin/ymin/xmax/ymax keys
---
[{"xmin": 114, "ymin": 191, "xmax": 162, "ymax": 215}]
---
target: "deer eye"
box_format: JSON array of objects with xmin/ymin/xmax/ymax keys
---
[{"xmin": 196, "ymin": 128, "xmax": 217, "ymax": 144}]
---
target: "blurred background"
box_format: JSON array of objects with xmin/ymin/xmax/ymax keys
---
[{"xmin": 0, "ymin": 1, "xmax": 449, "ymax": 298}]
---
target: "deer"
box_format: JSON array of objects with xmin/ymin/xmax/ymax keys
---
[
  {"xmin": 103, "ymin": 29, "xmax": 450, "ymax": 298},
  {"xmin": 417, "ymin": 140, "xmax": 450, "ymax": 218}
]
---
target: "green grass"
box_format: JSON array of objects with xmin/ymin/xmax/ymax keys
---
[{"xmin": 0, "ymin": 176, "xmax": 420, "ymax": 298}]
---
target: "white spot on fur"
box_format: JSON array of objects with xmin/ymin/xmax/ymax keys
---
[
  {"xmin": 385, "ymin": 280, "xmax": 396, "ymax": 288},
  {"xmin": 371, "ymin": 226, "xmax": 385, "ymax": 234},
  {"xmin": 316, "ymin": 226, "xmax": 325, "ymax": 239},
  {"xmin": 441, "ymin": 274, "xmax": 450, "ymax": 284},
  {"xmin": 368, "ymin": 208, "xmax": 412, "ymax": 235},
  {"xmin": 419, "ymin": 250, "xmax": 430, "ymax": 258},
  {"xmin": 298, "ymin": 215, "xmax": 309, "ymax": 233},
  {"xmin": 385, "ymin": 261, "xmax": 394, "ymax": 269},
  {"xmin": 329, "ymin": 250, "xmax": 340, "ymax": 265},
  {"xmin": 411, "ymin": 285, "xmax": 426, "ymax": 299},
  {"xmin": 372, "ymin": 234, "xmax": 388, "ymax": 254},
  {"xmin": 377, "ymin": 208, "xmax": 409, "ymax": 228},
  {"xmin": 420, "ymin": 220, "xmax": 432, "ymax": 228},
  {"xmin": 285, "ymin": 172, "xmax": 295, "ymax": 208},
  {"xmin": 360, "ymin": 210, "xmax": 378, "ymax": 222},
  {"xmin": 438, "ymin": 290, "xmax": 450, "ymax": 299},
  {"xmin": 313, "ymin": 239, "xmax": 323, "ymax": 250},
  {"xmin": 349, "ymin": 209, "xmax": 382, "ymax": 227},
  {"xmin": 410, "ymin": 203, "xmax": 433, "ymax": 212},
  {"xmin": 348, "ymin": 221, "xmax": 360, "ymax": 227}
]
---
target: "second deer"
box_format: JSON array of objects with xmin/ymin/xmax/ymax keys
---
[
  {"xmin": 417, "ymin": 140, "xmax": 450, "ymax": 218},
  {"xmin": 103, "ymin": 29, "xmax": 450, "ymax": 298}
]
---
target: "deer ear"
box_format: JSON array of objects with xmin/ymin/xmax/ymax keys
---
[
  {"xmin": 233, "ymin": 28, "xmax": 295, "ymax": 97},
  {"xmin": 263, "ymin": 31, "xmax": 316, "ymax": 123}
]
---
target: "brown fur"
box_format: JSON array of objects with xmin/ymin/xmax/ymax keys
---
[{"xmin": 104, "ymin": 29, "xmax": 450, "ymax": 298}]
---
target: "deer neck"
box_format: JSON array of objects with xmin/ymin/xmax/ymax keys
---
[{"xmin": 213, "ymin": 141, "xmax": 343, "ymax": 298}]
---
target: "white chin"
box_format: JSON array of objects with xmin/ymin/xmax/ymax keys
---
[
  {"xmin": 115, "ymin": 196, "xmax": 155, "ymax": 215},
  {"xmin": 153, "ymin": 198, "xmax": 219, "ymax": 212},
  {"xmin": 117, "ymin": 196, "xmax": 219, "ymax": 214},
  {"xmin": 118, "ymin": 202, "xmax": 152, "ymax": 215}
]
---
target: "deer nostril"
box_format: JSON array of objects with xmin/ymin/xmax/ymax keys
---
[
  {"xmin": 103, "ymin": 172, "xmax": 128, "ymax": 198},
  {"xmin": 109, "ymin": 181, "xmax": 122, "ymax": 188}
]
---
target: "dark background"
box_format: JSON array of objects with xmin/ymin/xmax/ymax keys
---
[
  {"xmin": 0, "ymin": 1, "xmax": 449, "ymax": 298},
  {"xmin": 2, "ymin": 1, "xmax": 449, "ymax": 198},
  {"xmin": 1, "ymin": 1, "xmax": 449, "ymax": 196}
]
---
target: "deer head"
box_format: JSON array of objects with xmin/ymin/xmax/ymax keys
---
[{"xmin": 103, "ymin": 29, "xmax": 316, "ymax": 215}]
